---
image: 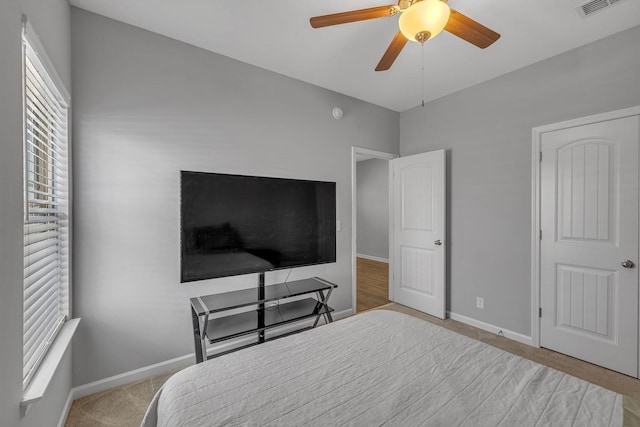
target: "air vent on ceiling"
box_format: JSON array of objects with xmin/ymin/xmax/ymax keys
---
[{"xmin": 576, "ymin": 0, "xmax": 628, "ymax": 18}]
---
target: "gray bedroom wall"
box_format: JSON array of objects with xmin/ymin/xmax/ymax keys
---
[
  {"xmin": 356, "ymin": 158, "xmax": 389, "ymax": 260},
  {"xmin": 0, "ymin": 0, "xmax": 72, "ymax": 426},
  {"xmin": 70, "ymin": 8, "xmax": 399, "ymax": 386},
  {"xmin": 399, "ymin": 25, "xmax": 640, "ymax": 336}
]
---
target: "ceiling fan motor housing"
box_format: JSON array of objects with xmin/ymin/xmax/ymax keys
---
[{"xmin": 398, "ymin": 0, "xmax": 413, "ymax": 10}]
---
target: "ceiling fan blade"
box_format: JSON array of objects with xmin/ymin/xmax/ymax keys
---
[
  {"xmin": 444, "ymin": 8, "xmax": 500, "ymax": 49},
  {"xmin": 375, "ymin": 32, "xmax": 408, "ymax": 71},
  {"xmin": 310, "ymin": 5, "xmax": 398, "ymax": 29}
]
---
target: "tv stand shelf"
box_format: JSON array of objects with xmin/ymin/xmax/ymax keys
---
[{"xmin": 190, "ymin": 276, "xmax": 337, "ymax": 363}]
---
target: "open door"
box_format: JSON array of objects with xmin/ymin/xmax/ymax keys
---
[{"xmin": 391, "ymin": 150, "xmax": 446, "ymax": 319}]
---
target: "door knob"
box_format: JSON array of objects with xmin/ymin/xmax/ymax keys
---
[
  {"xmin": 434, "ymin": 240, "xmax": 442, "ymax": 246},
  {"xmin": 621, "ymin": 259, "xmax": 635, "ymax": 269}
]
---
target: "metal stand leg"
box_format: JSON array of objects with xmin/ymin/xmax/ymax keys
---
[
  {"xmin": 192, "ymin": 306, "xmax": 208, "ymax": 364},
  {"xmin": 258, "ymin": 272, "xmax": 265, "ymax": 343},
  {"xmin": 312, "ymin": 287, "xmax": 334, "ymax": 328},
  {"xmin": 200, "ymin": 314, "xmax": 209, "ymax": 362}
]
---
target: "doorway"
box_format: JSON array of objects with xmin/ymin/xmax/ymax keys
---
[
  {"xmin": 532, "ymin": 106, "xmax": 640, "ymax": 377},
  {"xmin": 351, "ymin": 147, "xmax": 397, "ymax": 313},
  {"xmin": 351, "ymin": 147, "xmax": 447, "ymax": 318}
]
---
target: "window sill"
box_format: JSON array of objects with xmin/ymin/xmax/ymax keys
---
[{"xmin": 21, "ymin": 318, "xmax": 80, "ymax": 416}]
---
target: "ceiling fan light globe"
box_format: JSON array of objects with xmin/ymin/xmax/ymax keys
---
[{"xmin": 398, "ymin": 0, "xmax": 451, "ymax": 43}]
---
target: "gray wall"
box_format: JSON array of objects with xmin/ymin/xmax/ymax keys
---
[
  {"xmin": 356, "ymin": 159, "xmax": 389, "ymax": 259},
  {"xmin": 0, "ymin": 0, "xmax": 72, "ymax": 425},
  {"xmin": 400, "ymin": 25, "xmax": 640, "ymax": 336},
  {"xmin": 71, "ymin": 8, "xmax": 399, "ymax": 386}
]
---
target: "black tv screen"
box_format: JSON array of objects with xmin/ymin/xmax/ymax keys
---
[{"xmin": 180, "ymin": 171, "xmax": 336, "ymax": 282}]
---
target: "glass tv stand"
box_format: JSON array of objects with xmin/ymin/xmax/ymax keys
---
[{"xmin": 190, "ymin": 275, "xmax": 336, "ymax": 363}]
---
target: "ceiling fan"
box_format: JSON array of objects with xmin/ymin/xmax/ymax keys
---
[{"xmin": 310, "ymin": 0, "xmax": 500, "ymax": 71}]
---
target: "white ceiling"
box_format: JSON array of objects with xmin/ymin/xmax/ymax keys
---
[{"xmin": 69, "ymin": 0, "xmax": 640, "ymax": 112}]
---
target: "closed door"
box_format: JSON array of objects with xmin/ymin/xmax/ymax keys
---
[
  {"xmin": 540, "ymin": 116, "xmax": 639, "ymax": 377},
  {"xmin": 391, "ymin": 150, "xmax": 446, "ymax": 319}
]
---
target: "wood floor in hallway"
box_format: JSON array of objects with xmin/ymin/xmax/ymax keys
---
[{"xmin": 356, "ymin": 256, "xmax": 389, "ymax": 313}]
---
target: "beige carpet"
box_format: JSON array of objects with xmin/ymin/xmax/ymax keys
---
[
  {"xmin": 64, "ymin": 303, "xmax": 640, "ymax": 426},
  {"xmin": 65, "ymin": 370, "xmax": 177, "ymax": 426}
]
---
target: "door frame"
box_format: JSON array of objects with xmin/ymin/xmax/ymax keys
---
[
  {"xmin": 351, "ymin": 147, "xmax": 398, "ymax": 314},
  {"xmin": 530, "ymin": 106, "xmax": 640, "ymax": 347}
]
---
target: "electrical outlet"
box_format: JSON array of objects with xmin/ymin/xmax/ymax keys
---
[{"xmin": 476, "ymin": 297, "xmax": 484, "ymax": 309}]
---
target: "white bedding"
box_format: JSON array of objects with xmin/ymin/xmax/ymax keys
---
[{"xmin": 142, "ymin": 310, "xmax": 625, "ymax": 426}]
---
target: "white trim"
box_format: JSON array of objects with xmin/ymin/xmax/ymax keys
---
[
  {"xmin": 22, "ymin": 15, "xmax": 70, "ymax": 105},
  {"xmin": 533, "ymin": 106, "xmax": 640, "ymax": 134},
  {"xmin": 21, "ymin": 319, "xmax": 80, "ymax": 414},
  {"xmin": 356, "ymin": 253, "xmax": 389, "ymax": 263},
  {"xmin": 68, "ymin": 309, "xmax": 352, "ymax": 401},
  {"xmin": 71, "ymin": 353, "xmax": 194, "ymax": 400},
  {"xmin": 354, "ymin": 147, "xmax": 398, "ymax": 162},
  {"xmin": 448, "ymin": 312, "xmax": 533, "ymax": 346},
  {"xmin": 329, "ymin": 308, "xmax": 352, "ymax": 321},
  {"xmin": 530, "ymin": 106, "xmax": 640, "ymax": 348},
  {"xmin": 388, "ymin": 161, "xmax": 394, "ymax": 302},
  {"xmin": 56, "ymin": 389, "xmax": 74, "ymax": 427},
  {"xmin": 351, "ymin": 147, "xmax": 398, "ymax": 314},
  {"xmin": 531, "ymin": 126, "xmax": 542, "ymax": 348}
]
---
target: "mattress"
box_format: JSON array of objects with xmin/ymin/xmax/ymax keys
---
[{"xmin": 142, "ymin": 310, "xmax": 628, "ymax": 426}]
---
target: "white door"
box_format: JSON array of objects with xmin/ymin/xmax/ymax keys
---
[
  {"xmin": 540, "ymin": 116, "xmax": 639, "ymax": 377},
  {"xmin": 391, "ymin": 150, "xmax": 446, "ymax": 319}
]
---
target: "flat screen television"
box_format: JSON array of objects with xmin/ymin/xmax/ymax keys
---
[{"xmin": 180, "ymin": 171, "xmax": 337, "ymax": 282}]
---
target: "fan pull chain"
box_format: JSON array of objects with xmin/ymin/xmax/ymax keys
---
[{"xmin": 421, "ymin": 45, "xmax": 425, "ymax": 108}]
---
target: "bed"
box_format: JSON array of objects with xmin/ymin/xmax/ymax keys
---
[{"xmin": 142, "ymin": 310, "xmax": 636, "ymax": 426}]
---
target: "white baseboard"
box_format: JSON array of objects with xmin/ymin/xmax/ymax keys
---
[
  {"xmin": 57, "ymin": 389, "xmax": 74, "ymax": 427},
  {"xmin": 448, "ymin": 311, "xmax": 533, "ymax": 347},
  {"xmin": 71, "ymin": 352, "xmax": 194, "ymax": 400},
  {"xmin": 356, "ymin": 254, "xmax": 389, "ymax": 263},
  {"xmin": 69, "ymin": 308, "xmax": 352, "ymax": 402}
]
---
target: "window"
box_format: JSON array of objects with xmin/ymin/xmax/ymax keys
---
[{"xmin": 22, "ymin": 28, "xmax": 70, "ymax": 388}]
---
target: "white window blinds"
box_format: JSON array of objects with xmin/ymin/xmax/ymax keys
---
[{"xmin": 22, "ymin": 31, "xmax": 70, "ymax": 388}]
